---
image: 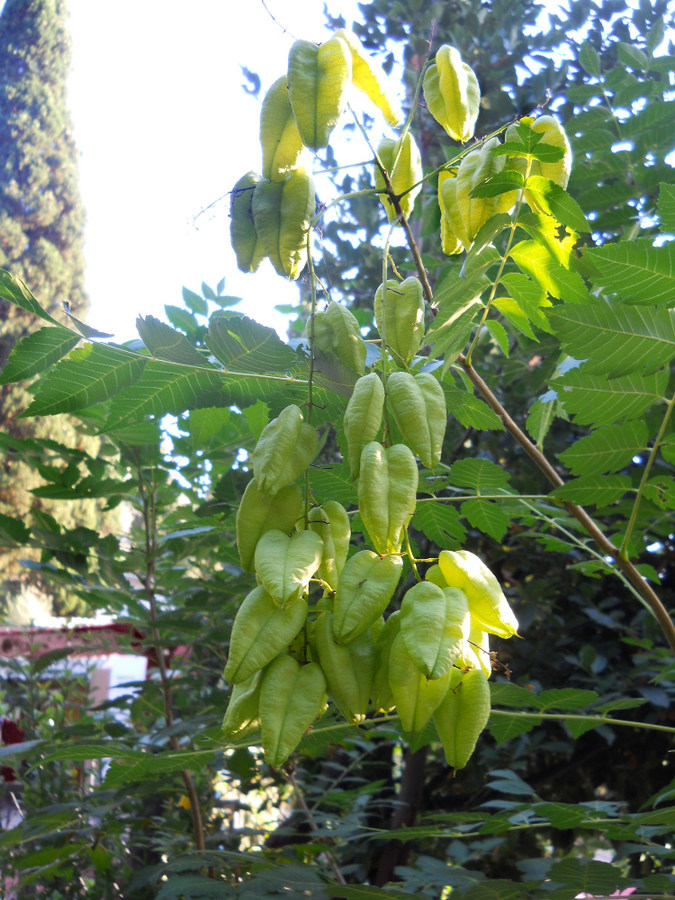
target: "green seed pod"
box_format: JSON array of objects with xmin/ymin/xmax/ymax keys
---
[
  {"xmin": 358, "ymin": 442, "xmax": 418, "ymax": 556},
  {"xmin": 374, "ymin": 277, "xmax": 425, "ymax": 365},
  {"xmin": 230, "ymin": 172, "xmax": 266, "ymax": 273},
  {"xmin": 455, "ymin": 138, "xmax": 516, "ymax": 245},
  {"xmin": 311, "ymin": 300, "xmax": 367, "ymax": 375},
  {"xmin": 372, "ymin": 610, "xmax": 401, "ymax": 713},
  {"xmin": 438, "ymin": 549, "xmax": 519, "ymax": 639},
  {"xmin": 386, "ymin": 371, "xmax": 447, "ymax": 469},
  {"xmin": 307, "ymin": 501, "xmax": 351, "ymax": 590},
  {"xmin": 260, "ymin": 76, "xmax": 306, "ymax": 181},
  {"xmin": 236, "ymin": 480, "xmax": 304, "ymax": 572},
  {"xmin": 332, "ymin": 550, "xmax": 403, "ymax": 644},
  {"xmin": 287, "ymin": 36, "xmax": 352, "ymax": 150},
  {"xmin": 333, "ymin": 28, "xmax": 401, "ymax": 126},
  {"xmin": 224, "ymin": 586, "xmax": 308, "ymax": 684},
  {"xmin": 222, "ymin": 670, "xmax": 262, "ymax": 741},
  {"xmin": 254, "ymin": 529, "xmax": 323, "ymax": 607},
  {"xmin": 388, "ymin": 632, "xmax": 453, "ymax": 736},
  {"xmin": 458, "ymin": 625, "xmax": 492, "ymax": 679},
  {"xmin": 434, "ymin": 667, "xmax": 491, "ymax": 769},
  {"xmin": 399, "ymin": 582, "xmax": 470, "ymax": 680},
  {"xmin": 438, "ymin": 169, "xmax": 467, "ymax": 255},
  {"xmin": 259, "ymin": 655, "xmax": 327, "ymax": 768},
  {"xmin": 251, "ymin": 404, "xmax": 318, "ymax": 496},
  {"xmin": 314, "ymin": 611, "xmax": 376, "ymax": 723},
  {"xmin": 252, "ymin": 167, "xmax": 315, "ymax": 280},
  {"xmin": 423, "ymin": 45, "xmax": 480, "ymax": 143},
  {"xmin": 374, "ymin": 132, "xmax": 423, "ymax": 223},
  {"xmin": 343, "ymin": 373, "xmax": 385, "ymax": 479}
]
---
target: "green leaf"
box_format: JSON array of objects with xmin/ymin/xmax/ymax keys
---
[
  {"xmin": 0, "ymin": 327, "xmax": 80, "ymax": 384},
  {"xmin": 579, "ymin": 41, "xmax": 602, "ymax": 77},
  {"xmin": 0, "ymin": 268, "xmax": 63, "ymax": 325},
  {"xmin": 103, "ymin": 748, "xmax": 218, "ymax": 786},
  {"xmin": 549, "ymin": 302, "xmax": 675, "ymax": 376},
  {"xmin": 444, "ymin": 388, "xmax": 505, "ymax": 431},
  {"xmin": 511, "ymin": 241, "xmax": 592, "ymax": 303},
  {"xmin": 309, "ymin": 462, "xmax": 357, "ymax": 508},
  {"xmin": 658, "ymin": 182, "xmax": 675, "ymax": 232},
  {"xmin": 23, "ymin": 343, "xmax": 148, "ymax": 417},
  {"xmin": 617, "ymin": 41, "xmax": 649, "ymax": 70},
  {"xmin": 427, "ymin": 270, "xmax": 488, "ymax": 359},
  {"xmin": 0, "ymin": 512, "xmax": 31, "ymax": 544},
  {"xmin": 498, "ymin": 272, "xmax": 552, "ymax": 335},
  {"xmin": 164, "ymin": 304, "xmax": 200, "ymax": 334},
  {"xmin": 137, "ymin": 316, "xmax": 211, "ymax": 366},
  {"xmin": 526, "ymin": 396, "xmax": 556, "ymax": 448},
  {"xmin": 584, "ymin": 240, "xmax": 675, "ymax": 307},
  {"xmin": 447, "ymin": 458, "xmax": 511, "ymax": 491},
  {"xmin": 551, "ymin": 475, "xmax": 632, "ymax": 506},
  {"xmin": 487, "ymin": 711, "xmax": 540, "ymax": 744},
  {"xmin": 524, "ymin": 176, "xmax": 590, "ymax": 233},
  {"xmin": 485, "ymin": 319, "xmax": 509, "ymax": 356},
  {"xmin": 536, "ymin": 689, "xmax": 599, "ymax": 711},
  {"xmin": 460, "ymin": 498, "xmax": 510, "ymax": 542},
  {"xmin": 206, "ymin": 312, "xmax": 298, "ymax": 374},
  {"xmin": 412, "ymin": 501, "xmax": 466, "ymax": 548},
  {"xmin": 558, "ymin": 421, "xmax": 648, "ymax": 476},
  {"xmin": 547, "ymin": 860, "xmax": 623, "ymax": 896},
  {"xmin": 182, "ymin": 286, "xmax": 209, "ymax": 315},
  {"xmin": 554, "ymin": 368, "xmax": 668, "ymax": 426},
  {"xmin": 469, "ymin": 170, "xmax": 525, "ymax": 197}
]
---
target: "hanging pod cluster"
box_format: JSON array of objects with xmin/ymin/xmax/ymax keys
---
[{"xmin": 229, "ymin": 28, "xmax": 401, "ymax": 279}]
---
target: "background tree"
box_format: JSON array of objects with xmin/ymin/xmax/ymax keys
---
[{"xmin": 0, "ymin": 0, "xmax": 103, "ymax": 618}]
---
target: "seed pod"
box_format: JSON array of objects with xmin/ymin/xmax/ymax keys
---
[
  {"xmin": 333, "ymin": 28, "xmax": 402, "ymax": 126},
  {"xmin": 230, "ymin": 172, "xmax": 266, "ymax": 273},
  {"xmin": 224, "ymin": 586, "xmax": 308, "ymax": 684},
  {"xmin": 455, "ymin": 138, "xmax": 516, "ymax": 244},
  {"xmin": 505, "ymin": 115, "xmax": 572, "ymax": 189},
  {"xmin": 259, "ymin": 655, "xmax": 327, "ymax": 768},
  {"xmin": 438, "ymin": 549, "xmax": 519, "ymax": 638},
  {"xmin": 254, "ymin": 529, "xmax": 323, "ymax": 607},
  {"xmin": 307, "ymin": 501, "xmax": 351, "ymax": 590},
  {"xmin": 311, "ymin": 300, "xmax": 367, "ymax": 375},
  {"xmin": 332, "ymin": 550, "xmax": 403, "ymax": 644},
  {"xmin": 251, "ymin": 404, "xmax": 318, "ymax": 496},
  {"xmin": 386, "ymin": 371, "xmax": 447, "ymax": 469},
  {"xmin": 252, "ymin": 167, "xmax": 315, "ymax": 280},
  {"xmin": 423, "ymin": 45, "xmax": 480, "ymax": 143},
  {"xmin": 434, "ymin": 667, "xmax": 491, "ymax": 769},
  {"xmin": 388, "ymin": 632, "xmax": 453, "ymax": 736},
  {"xmin": 260, "ymin": 76, "xmax": 306, "ymax": 181},
  {"xmin": 374, "ymin": 277, "xmax": 426, "ymax": 365},
  {"xmin": 372, "ymin": 610, "xmax": 401, "ymax": 712},
  {"xmin": 399, "ymin": 582, "xmax": 470, "ymax": 680},
  {"xmin": 343, "ymin": 373, "xmax": 385, "ymax": 479},
  {"xmin": 236, "ymin": 480, "xmax": 304, "ymax": 572},
  {"xmin": 287, "ymin": 36, "xmax": 352, "ymax": 150},
  {"xmin": 458, "ymin": 625, "xmax": 492, "ymax": 679},
  {"xmin": 222, "ymin": 670, "xmax": 262, "ymax": 741},
  {"xmin": 314, "ymin": 611, "xmax": 376, "ymax": 722},
  {"xmin": 438, "ymin": 170, "xmax": 467, "ymax": 255},
  {"xmin": 358, "ymin": 442, "xmax": 418, "ymax": 556},
  {"xmin": 374, "ymin": 132, "xmax": 423, "ymax": 223}
]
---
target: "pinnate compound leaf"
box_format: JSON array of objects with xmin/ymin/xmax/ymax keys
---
[
  {"xmin": 206, "ymin": 313, "xmax": 299, "ymax": 373},
  {"xmin": 0, "ymin": 327, "xmax": 80, "ymax": 384},
  {"xmin": 554, "ymin": 368, "xmax": 667, "ymax": 426},
  {"xmin": 584, "ymin": 240, "xmax": 675, "ymax": 306},
  {"xmin": 412, "ymin": 501, "xmax": 466, "ymax": 548},
  {"xmin": 558, "ymin": 421, "xmax": 648, "ymax": 477},
  {"xmin": 460, "ymin": 498, "xmax": 510, "ymax": 542},
  {"xmin": 549, "ymin": 302, "xmax": 675, "ymax": 376},
  {"xmin": 551, "ymin": 475, "xmax": 632, "ymax": 506},
  {"xmin": 448, "ymin": 458, "xmax": 511, "ymax": 491}
]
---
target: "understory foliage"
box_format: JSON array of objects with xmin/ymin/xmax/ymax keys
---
[{"xmin": 0, "ymin": 1, "xmax": 674, "ymax": 898}]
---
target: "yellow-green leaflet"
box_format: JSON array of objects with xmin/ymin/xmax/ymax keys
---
[
  {"xmin": 388, "ymin": 632, "xmax": 453, "ymax": 737},
  {"xmin": 236, "ymin": 480, "xmax": 304, "ymax": 572},
  {"xmin": 222, "ymin": 670, "xmax": 262, "ymax": 741},
  {"xmin": 455, "ymin": 138, "xmax": 516, "ymax": 245},
  {"xmin": 358, "ymin": 442, "xmax": 418, "ymax": 556},
  {"xmin": 423, "ymin": 45, "xmax": 480, "ymax": 143},
  {"xmin": 260, "ymin": 76, "xmax": 306, "ymax": 181},
  {"xmin": 251, "ymin": 404, "xmax": 318, "ymax": 496},
  {"xmin": 334, "ymin": 28, "xmax": 401, "ymax": 126},
  {"xmin": 374, "ymin": 132, "xmax": 422, "ymax": 223},
  {"xmin": 438, "ymin": 549, "xmax": 519, "ymax": 638},
  {"xmin": 287, "ymin": 36, "xmax": 352, "ymax": 150},
  {"xmin": 386, "ymin": 371, "xmax": 447, "ymax": 469},
  {"xmin": 399, "ymin": 582, "xmax": 470, "ymax": 680},
  {"xmin": 307, "ymin": 501, "xmax": 351, "ymax": 590},
  {"xmin": 259, "ymin": 655, "xmax": 326, "ymax": 768},
  {"xmin": 343, "ymin": 373, "xmax": 385, "ymax": 479},
  {"xmin": 332, "ymin": 550, "xmax": 403, "ymax": 644},
  {"xmin": 314, "ymin": 611, "xmax": 376, "ymax": 723},
  {"xmin": 252, "ymin": 167, "xmax": 315, "ymax": 280},
  {"xmin": 505, "ymin": 115, "xmax": 572, "ymax": 189},
  {"xmin": 230, "ymin": 172, "xmax": 266, "ymax": 273},
  {"xmin": 254, "ymin": 529, "xmax": 323, "ymax": 607},
  {"xmin": 374, "ymin": 277, "xmax": 426, "ymax": 365},
  {"xmin": 311, "ymin": 300, "xmax": 367, "ymax": 374},
  {"xmin": 434, "ymin": 667, "xmax": 491, "ymax": 769},
  {"xmin": 223, "ymin": 586, "xmax": 308, "ymax": 684}
]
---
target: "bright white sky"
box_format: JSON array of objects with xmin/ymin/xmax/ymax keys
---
[{"xmin": 66, "ymin": 0, "xmax": 366, "ymax": 341}]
